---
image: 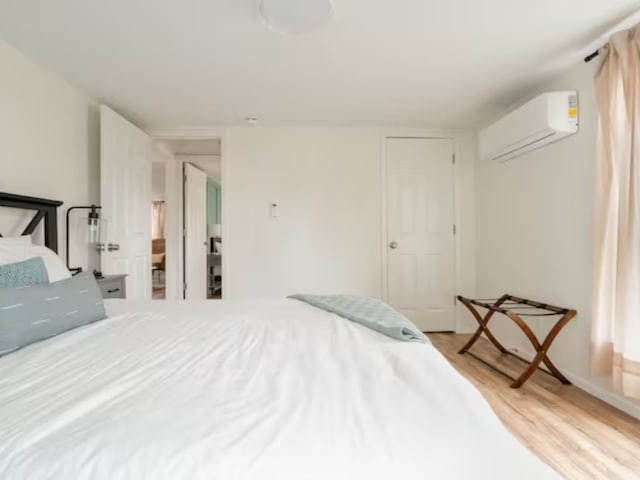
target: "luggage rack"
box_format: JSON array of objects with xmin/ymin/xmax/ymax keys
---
[{"xmin": 457, "ymin": 294, "xmax": 576, "ymax": 388}]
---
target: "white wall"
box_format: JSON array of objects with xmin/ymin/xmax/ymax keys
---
[
  {"xmin": 476, "ymin": 61, "xmax": 640, "ymax": 418},
  {"xmin": 226, "ymin": 127, "xmax": 382, "ymax": 299},
  {"xmin": 224, "ymin": 127, "xmax": 477, "ymax": 319},
  {"xmin": 151, "ymin": 161, "xmax": 166, "ymax": 201},
  {"xmin": 0, "ymin": 38, "xmax": 99, "ymax": 271},
  {"xmin": 0, "ymin": 35, "xmax": 477, "ymax": 330}
]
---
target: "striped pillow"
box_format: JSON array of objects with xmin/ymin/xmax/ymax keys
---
[
  {"xmin": 0, "ymin": 257, "xmax": 49, "ymax": 288},
  {"xmin": 0, "ymin": 272, "xmax": 106, "ymax": 356}
]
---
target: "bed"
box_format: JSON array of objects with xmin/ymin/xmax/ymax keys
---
[{"xmin": 0, "ymin": 193, "xmax": 559, "ymax": 479}]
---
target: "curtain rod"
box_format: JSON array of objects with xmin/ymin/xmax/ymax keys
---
[
  {"xmin": 583, "ymin": 11, "xmax": 640, "ymax": 63},
  {"xmin": 584, "ymin": 50, "xmax": 600, "ymax": 63}
]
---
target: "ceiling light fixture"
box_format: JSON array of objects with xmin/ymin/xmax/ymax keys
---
[{"xmin": 258, "ymin": 0, "xmax": 333, "ymax": 35}]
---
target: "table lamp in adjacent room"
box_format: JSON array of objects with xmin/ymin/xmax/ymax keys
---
[{"xmin": 208, "ymin": 224, "xmax": 222, "ymax": 253}]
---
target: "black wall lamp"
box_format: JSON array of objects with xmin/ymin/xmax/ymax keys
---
[{"xmin": 65, "ymin": 205, "xmax": 101, "ymax": 274}]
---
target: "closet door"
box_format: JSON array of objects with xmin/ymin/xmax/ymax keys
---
[
  {"xmin": 386, "ymin": 138, "xmax": 455, "ymax": 332},
  {"xmin": 100, "ymin": 105, "xmax": 152, "ymax": 300}
]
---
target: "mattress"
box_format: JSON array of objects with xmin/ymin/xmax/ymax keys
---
[{"xmin": 0, "ymin": 298, "xmax": 558, "ymax": 479}]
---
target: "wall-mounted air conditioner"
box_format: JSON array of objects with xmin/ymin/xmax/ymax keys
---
[{"xmin": 479, "ymin": 91, "xmax": 578, "ymax": 162}]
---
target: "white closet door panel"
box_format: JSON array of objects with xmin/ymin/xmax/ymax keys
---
[{"xmin": 387, "ymin": 138, "xmax": 455, "ymax": 332}]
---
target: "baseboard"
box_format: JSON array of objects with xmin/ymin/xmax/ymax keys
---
[
  {"xmin": 503, "ymin": 345, "xmax": 640, "ymax": 421},
  {"xmin": 563, "ymin": 372, "xmax": 640, "ymax": 421}
]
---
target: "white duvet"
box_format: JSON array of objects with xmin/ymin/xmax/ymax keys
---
[{"xmin": 0, "ymin": 299, "xmax": 558, "ymax": 480}]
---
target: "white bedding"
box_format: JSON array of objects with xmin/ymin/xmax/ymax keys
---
[{"xmin": 0, "ymin": 299, "xmax": 558, "ymax": 479}]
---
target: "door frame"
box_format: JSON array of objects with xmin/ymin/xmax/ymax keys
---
[
  {"xmin": 148, "ymin": 127, "xmax": 229, "ymax": 300},
  {"xmin": 379, "ymin": 129, "xmax": 473, "ymax": 333}
]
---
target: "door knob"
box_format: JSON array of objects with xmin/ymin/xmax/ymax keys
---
[
  {"xmin": 389, "ymin": 241, "xmax": 398, "ymax": 249},
  {"xmin": 107, "ymin": 243, "xmax": 120, "ymax": 252}
]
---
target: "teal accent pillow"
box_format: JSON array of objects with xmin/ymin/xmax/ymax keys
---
[
  {"xmin": 0, "ymin": 272, "xmax": 107, "ymax": 356},
  {"xmin": 0, "ymin": 257, "xmax": 50, "ymax": 288}
]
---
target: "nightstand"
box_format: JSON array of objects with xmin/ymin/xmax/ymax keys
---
[{"xmin": 96, "ymin": 274, "xmax": 127, "ymax": 299}]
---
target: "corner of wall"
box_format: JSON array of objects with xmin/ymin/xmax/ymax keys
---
[{"xmin": 453, "ymin": 130, "xmax": 479, "ymax": 333}]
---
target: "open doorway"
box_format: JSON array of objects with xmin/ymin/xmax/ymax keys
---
[
  {"xmin": 150, "ymin": 138, "xmax": 222, "ymax": 300},
  {"xmin": 151, "ymin": 145, "xmax": 169, "ymax": 299}
]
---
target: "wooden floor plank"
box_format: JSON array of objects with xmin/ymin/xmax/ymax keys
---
[{"xmin": 428, "ymin": 333, "xmax": 640, "ymax": 480}]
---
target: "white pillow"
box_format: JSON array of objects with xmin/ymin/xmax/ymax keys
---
[
  {"xmin": 0, "ymin": 235, "xmax": 32, "ymax": 247},
  {"xmin": 28, "ymin": 246, "xmax": 71, "ymax": 282},
  {"xmin": 0, "ymin": 242, "xmax": 28, "ymax": 264},
  {"xmin": 0, "ymin": 243, "xmax": 71, "ymax": 282}
]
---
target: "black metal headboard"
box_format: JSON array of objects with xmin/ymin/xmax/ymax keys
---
[{"xmin": 0, "ymin": 192, "xmax": 63, "ymax": 253}]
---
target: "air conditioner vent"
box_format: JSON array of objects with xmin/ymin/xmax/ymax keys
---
[{"xmin": 479, "ymin": 91, "xmax": 578, "ymax": 162}]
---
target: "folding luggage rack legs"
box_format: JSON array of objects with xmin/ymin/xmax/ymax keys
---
[{"xmin": 457, "ymin": 294, "xmax": 576, "ymax": 388}]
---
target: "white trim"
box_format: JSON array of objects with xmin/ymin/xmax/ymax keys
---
[
  {"xmin": 219, "ymin": 131, "xmax": 230, "ymax": 299},
  {"xmin": 148, "ymin": 127, "xmax": 228, "ymax": 139},
  {"xmin": 566, "ymin": 374, "xmax": 640, "ymax": 421},
  {"xmin": 163, "ymin": 153, "xmax": 182, "ymax": 300},
  {"xmin": 379, "ymin": 127, "xmax": 454, "ymax": 139},
  {"xmin": 379, "ymin": 134, "xmax": 388, "ymax": 301},
  {"xmin": 149, "ymin": 127, "xmax": 229, "ymax": 299}
]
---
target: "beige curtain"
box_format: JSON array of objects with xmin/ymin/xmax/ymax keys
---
[
  {"xmin": 152, "ymin": 201, "xmax": 165, "ymax": 239},
  {"xmin": 591, "ymin": 25, "xmax": 640, "ymax": 398}
]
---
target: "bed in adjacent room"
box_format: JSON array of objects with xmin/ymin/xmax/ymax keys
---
[{"xmin": 0, "ymin": 192, "xmax": 558, "ymax": 479}]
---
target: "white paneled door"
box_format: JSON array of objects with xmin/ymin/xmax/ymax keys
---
[
  {"xmin": 184, "ymin": 163, "xmax": 208, "ymax": 300},
  {"xmin": 386, "ymin": 138, "xmax": 455, "ymax": 332},
  {"xmin": 100, "ymin": 105, "xmax": 152, "ymax": 300}
]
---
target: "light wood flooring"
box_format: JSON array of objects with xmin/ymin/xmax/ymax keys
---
[{"xmin": 428, "ymin": 333, "xmax": 640, "ymax": 480}]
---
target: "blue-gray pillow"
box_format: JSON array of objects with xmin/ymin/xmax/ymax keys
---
[
  {"xmin": 0, "ymin": 257, "xmax": 49, "ymax": 288},
  {"xmin": 0, "ymin": 272, "xmax": 106, "ymax": 356}
]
